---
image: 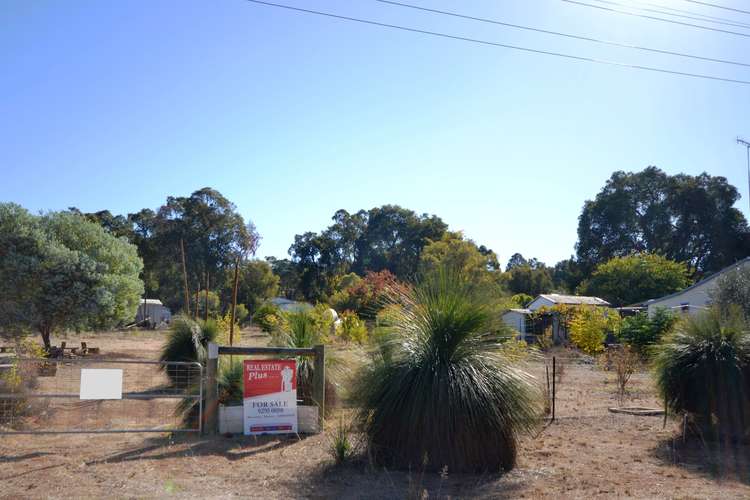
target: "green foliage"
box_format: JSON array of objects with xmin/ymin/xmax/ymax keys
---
[
  {"xmin": 195, "ymin": 290, "xmax": 221, "ymax": 319},
  {"xmin": 234, "ymin": 303, "xmax": 249, "ymax": 325},
  {"xmin": 618, "ymin": 308, "xmax": 677, "ymax": 354},
  {"xmin": 271, "ymin": 308, "xmax": 338, "ymax": 410},
  {"xmin": 579, "ymin": 253, "xmax": 690, "ymax": 307},
  {"xmin": 569, "ymin": 306, "xmax": 620, "ymax": 355},
  {"xmin": 83, "ymin": 188, "xmax": 260, "ymax": 314},
  {"xmin": 653, "ymin": 308, "xmax": 750, "ymax": 438},
  {"xmin": 252, "ymin": 302, "xmax": 281, "ymax": 333},
  {"xmin": 288, "ymin": 206, "xmax": 448, "ymax": 301},
  {"xmin": 232, "ymin": 259, "xmax": 280, "ymax": 312},
  {"xmin": 712, "ymin": 265, "xmax": 750, "ymax": 320},
  {"xmin": 419, "ymin": 232, "xmax": 500, "ymax": 284},
  {"xmin": 503, "ymin": 254, "xmax": 554, "ymax": 297},
  {"xmin": 510, "ymin": 293, "xmax": 534, "ymax": 308},
  {"xmin": 0, "ymin": 204, "xmax": 144, "ymax": 348},
  {"xmin": 576, "ymin": 167, "xmax": 750, "ymax": 277},
  {"xmin": 353, "ymin": 267, "xmax": 541, "ymax": 473},
  {"xmin": 329, "ymin": 417, "xmax": 355, "ymax": 465},
  {"xmin": 336, "ymin": 311, "xmax": 368, "ymax": 344},
  {"xmin": 159, "ymin": 316, "xmax": 218, "ymax": 384}
]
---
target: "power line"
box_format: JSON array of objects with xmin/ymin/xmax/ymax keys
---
[
  {"xmin": 376, "ymin": 0, "xmax": 750, "ymax": 68},
  {"xmin": 588, "ymin": 0, "xmax": 750, "ymax": 29},
  {"xmin": 681, "ymin": 0, "xmax": 750, "ymax": 16},
  {"xmin": 244, "ymin": 0, "xmax": 750, "ymax": 85},
  {"xmin": 562, "ymin": 0, "xmax": 750, "ymax": 37},
  {"xmin": 627, "ymin": 0, "xmax": 750, "ymax": 28}
]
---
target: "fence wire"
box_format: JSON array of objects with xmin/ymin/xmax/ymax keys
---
[{"xmin": 0, "ymin": 358, "xmax": 202, "ymax": 434}]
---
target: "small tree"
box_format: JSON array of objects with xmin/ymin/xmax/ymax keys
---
[
  {"xmin": 604, "ymin": 345, "xmax": 639, "ymax": 404},
  {"xmin": 0, "ymin": 205, "xmax": 144, "ymax": 349}
]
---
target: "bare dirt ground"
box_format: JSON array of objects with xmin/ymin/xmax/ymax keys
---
[{"xmin": 2, "ymin": 331, "xmax": 750, "ymax": 499}]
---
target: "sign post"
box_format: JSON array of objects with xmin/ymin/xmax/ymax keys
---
[{"xmin": 243, "ymin": 359, "xmax": 297, "ymax": 435}]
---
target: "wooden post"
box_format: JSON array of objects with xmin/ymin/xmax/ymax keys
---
[
  {"xmin": 204, "ymin": 272, "xmax": 210, "ymax": 322},
  {"xmin": 313, "ymin": 344, "xmax": 326, "ymax": 429},
  {"xmin": 180, "ymin": 239, "xmax": 191, "ymax": 317},
  {"xmin": 205, "ymin": 342, "xmax": 219, "ymax": 435},
  {"xmin": 229, "ymin": 256, "xmax": 240, "ymax": 346},
  {"xmin": 552, "ymin": 356, "xmax": 556, "ymax": 422},
  {"xmin": 545, "ymin": 363, "xmax": 551, "ymax": 416}
]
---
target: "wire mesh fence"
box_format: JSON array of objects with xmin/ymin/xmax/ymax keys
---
[{"xmin": 0, "ymin": 358, "xmax": 202, "ymax": 434}]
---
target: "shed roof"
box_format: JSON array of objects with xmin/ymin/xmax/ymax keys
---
[
  {"xmin": 536, "ymin": 294, "xmax": 610, "ymax": 306},
  {"xmin": 139, "ymin": 299, "xmax": 163, "ymax": 306}
]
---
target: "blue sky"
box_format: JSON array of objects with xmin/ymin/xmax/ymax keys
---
[{"xmin": 2, "ymin": 0, "xmax": 749, "ymax": 267}]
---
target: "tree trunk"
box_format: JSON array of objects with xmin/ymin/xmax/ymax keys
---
[{"xmin": 39, "ymin": 325, "xmax": 52, "ymax": 352}]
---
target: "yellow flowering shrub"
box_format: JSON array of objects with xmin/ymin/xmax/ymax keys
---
[{"xmin": 569, "ymin": 306, "xmax": 621, "ymax": 355}]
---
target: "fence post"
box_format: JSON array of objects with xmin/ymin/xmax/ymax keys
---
[
  {"xmin": 552, "ymin": 356, "xmax": 556, "ymax": 422},
  {"xmin": 313, "ymin": 344, "xmax": 326, "ymax": 430},
  {"xmin": 205, "ymin": 342, "xmax": 219, "ymax": 435}
]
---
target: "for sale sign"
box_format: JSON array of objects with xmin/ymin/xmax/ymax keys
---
[{"xmin": 243, "ymin": 359, "xmax": 298, "ymax": 435}]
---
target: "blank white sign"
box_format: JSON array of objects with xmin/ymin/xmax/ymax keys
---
[{"xmin": 79, "ymin": 368, "xmax": 123, "ymax": 400}]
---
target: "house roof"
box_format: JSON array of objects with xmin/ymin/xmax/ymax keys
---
[
  {"xmin": 536, "ymin": 294, "xmax": 610, "ymax": 306},
  {"xmin": 647, "ymin": 256, "xmax": 750, "ymax": 306},
  {"xmin": 139, "ymin": 299, "xmax": 163, "ymax": 306},
  {"xmin": 507, "ymin": 308, "xmax": 532, "ymax": 314}
]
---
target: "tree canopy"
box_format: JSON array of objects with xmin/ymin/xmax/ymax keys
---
[
  {"xmin": 420, "ymin": 232, "xmax": 500, "ymax": 284},
  {"xmin": 76, "ymin": 188, "xmax": 259, "ymax": 312},
  {"xmin": 578, "ymin": 253, "xmax": 690, "ymax": 306},
  {"xmin": 576, "ymin": 167, "xmax": 750, "ymax": 277},
  {"xmin": 288, "ymin": 205, "xmax": 448, "ymax": 301},
  {"xmin": 0, "ymin": 204, "xmax": 144, "ymax": 348},
  {"xmin": 502, "ymin": 253, "xmax": 554, "ymax": 297},
  {"xmin": 229, "ymin": 259, "xmax": 280, "ymax": 313}
]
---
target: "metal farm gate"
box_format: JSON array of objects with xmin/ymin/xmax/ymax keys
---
[{"xmin": 0, "ymin": 358, "xmax": 203, "ymax": 434}]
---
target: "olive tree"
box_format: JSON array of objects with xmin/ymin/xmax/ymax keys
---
[{"xmin": 0, "ymin": 204, "xmax": 144, "ymax": 349}]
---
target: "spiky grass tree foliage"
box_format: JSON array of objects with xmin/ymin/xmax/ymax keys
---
[
  {"xmin": 159, "ymin": 316, "xmax": 218, "ymax": 386},
  {"xmin": 654, "ymin": 307, "xmax": 750, "ymax": 440},
  {"xmin": 353, "ymin": 269, "xmax": 542, "ymax": 473},
  {"xmin": 271, "ymin": 309, "xmax": 339, "ymax": 412}
]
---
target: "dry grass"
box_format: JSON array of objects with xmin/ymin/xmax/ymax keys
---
[{"xmin": 1, "ymin": 331, "xmax": 749, "ymax": 498}]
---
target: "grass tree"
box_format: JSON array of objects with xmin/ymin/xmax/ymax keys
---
[
  {"xmin": 159, "ymin": 316, "xmax": 218, "ymax": 386},
  {"xmin": 353, "ymin": 268, "xmax": 541, "ymax": 473},
  {"xmin": 654, "ymin": 307, "xmax": 750, "ymax": 440},
  {"xmin": 271, "ymin": 308, "xmax": 339, "ymax": 411}
]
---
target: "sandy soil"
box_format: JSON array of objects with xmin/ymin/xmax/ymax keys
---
[{"xmin": 1, "ymin": 332, "xmax": 749, "ymax": 499}]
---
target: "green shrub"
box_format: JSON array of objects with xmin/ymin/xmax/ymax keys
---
[
  {"xmin": 619, "ymin": 308, "xmax": 676, "ymax": 354},
  {"xmin": 336, "ymin": 311, "xmax": 368, "ymax": 344},
  {"xmin": 234, "ymin": 303, "xmax": 249, "ymax": 325},
  {"xmin": 653, "ymin": 307, "xmax": 750, "ymax": 439},
  {"xmin": 252, "ymin": 302, "xmax": 281, "ymax": 333},
  {"xmin": 353, "ymin": 267, "xmax": 541, "ymax": 473}
]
